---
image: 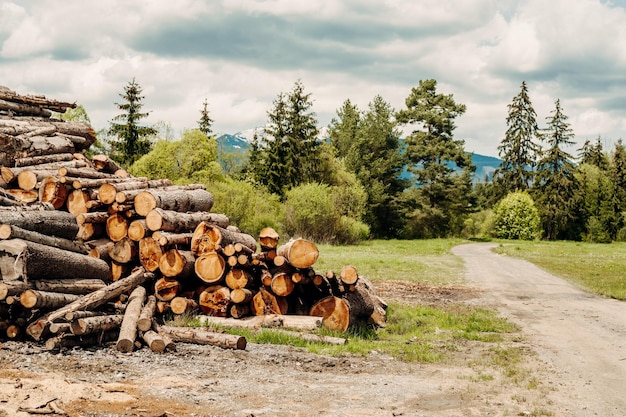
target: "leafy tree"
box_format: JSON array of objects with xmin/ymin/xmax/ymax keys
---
[
  {"xmin": 575, "ymin": 164, "xmax": 614, "ymax": 242},
  {"xmin": 328, "ymin": 99, "xmax": 360, "ymax": 158},
  {"xmin": 129, "ymin": 129, "xmax": 220, "ymax": 183},
  {"xmin": 198, "ymin": 98, "xmax": 214, "ymax": 136},
  {"xmin": 493, "ymin": 81, "xmax": 541, "ymax": 199},
  {"xmin": 578, "ymin": 136, "xmax": 609, "ymax": 170},
  {"xmin": 493, "ymin": 191, "xmax": 542, "ymax": 240},
  {"xmin": 245, "ymin": 80, "xmax": 320, "ymax": 197},
  {"xmin": 395, "ymin": 79, "xmax": 475, "ymax": 238},
  {"xmin": 345, "ymin": 95, "xmax": 407, "ymax": 238},
  {"xmin": 532, "ymin": 99, "xmax": 578, "ymax": 240},
  {"xmin": 58, "ymin": 104, "xmax": 91, "ymax": 124},
  {"xmin": 108, "ymin": 78, "xmax": 157, "ymax": 166}
]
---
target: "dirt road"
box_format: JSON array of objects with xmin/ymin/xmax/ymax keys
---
[{"xmin": 452, "ymin": 242, "xmax": 626, "ymax": 417}]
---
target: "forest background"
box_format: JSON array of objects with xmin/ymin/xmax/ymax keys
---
[{"xmin": 65, "ymin": 77, "xmax": 626, "ymax": 245}]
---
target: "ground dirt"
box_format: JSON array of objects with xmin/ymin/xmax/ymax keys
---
[{"xmin": 1, "ymin": 242, "xmax": 625, "ymax": 417}]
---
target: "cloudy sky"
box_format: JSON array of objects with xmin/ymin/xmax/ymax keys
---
[{"xmin": 1, "ymin": 0, "xmax": 625, "ymax": 157}]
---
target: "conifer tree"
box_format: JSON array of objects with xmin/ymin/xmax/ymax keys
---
[
  {"xmin": 533, "ymin": 99, "xmax": 578, "ymax": 240},
  {"xmin": 609, "ymin": 140, "xmax": 626, "ymax": 237},
  {"xmin": 396, "ymin": 79, "xmax": 475, "ymax": 238},
  {"xmin": 578, "ymin": 136, "xmax": 609, "ymax": 170},
  {"xmin": 198, "ymin": 98, "xmax": 214, "ymax": 136},
  {"xmin": 108, "ymin": 78, "xmax": 156, "ymax": 166},
  {"xmin": 328, "ymin": 99, "xmax": 360, "ymax": 158},
  {"xmin": 493, "ymin": 81, "xmax": 541, "ymax": 199}
]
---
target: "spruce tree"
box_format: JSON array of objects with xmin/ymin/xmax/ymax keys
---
[
  {"xmin": 396, "ymin": 79, "xmax": 475, "ymax": 238},
  {"xmin": 198, "ymin": 98, "xmax": 214, "ymax": 136},
  {"xmin": 493, "ymin": 81, "xmax": 541, "ymax": 199},
  {"xmin": 345, "ymin": 95, "xmax": 407, "ymax": 238},
  {"xmin": 533, "ymin": 99, "xmax": 578, "ymax": 240},
  {"xmin": 578, "ymin": 136, "xmax": 609, "ymax": 170},
  {"xmin": 328, "ymin": 99, "xmax": 360, "ymax": 158},
  {"xmin": 609, "ymin": 140, "xmax": 626, "ymax": 238},
  {"xmin": 108, "ymin": 78, "xmax": 156, "ymax": 166}
]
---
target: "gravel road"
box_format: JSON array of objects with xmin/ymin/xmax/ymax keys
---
[{"xmin": 452, "ymin": 242, "xmax": 626, "ymax": 417}]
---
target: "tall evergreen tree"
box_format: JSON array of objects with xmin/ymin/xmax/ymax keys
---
[
  {"xmin": 328, "ymin": 99, "xmax": 361, "ymax": 158},
  {"xmin": 532, "ymin": 99, "xmax": 578, "ymax": 240},
  {"xmin": 396, "ymin": 79, "xmax": 475, "ymax": 238},
  {"xmin": 245, "ymin": 80, "xmax": 320, "ymax": 197},
  {"xmin": 609, "ymin": 140, "xmax": 626, "ymax": 237},
  {"xmin": 493, "ymin": 81, "xmax": 541, "ymax": 199},
  {"xmin": 198, "ymin": 98, "xmax": 214, "ymax": 136},
  {"xmin": 344, "ymin": 95, "xmax": 407, "ymax": 238},
  {"xmin": 108, "ymin": 78, "xmax": 156, "ymax": 166},
  {"xmin": 578, "ymin": 136, "xmax": 609, "ymax": 170}
]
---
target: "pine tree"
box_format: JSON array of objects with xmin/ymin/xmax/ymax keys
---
[
  {"xmin": 493, "ymin": 81, "xmax": 541, "ymax": 199},
  {"xmin": 344, "ymin": 95, "xmax": 407, "ymax": 238},
  {"xmin": 396, "ymin": 79, "xmax": 475, "ymax": 238},
  {"xmin": 578, "ymin": 136, "xmax": 609, "ymax": 170},
  {"xmin": 533, "ymin": 99, "xmax": 578, "ymax": 240},
  {"xmin": 246, "ymin": 80, "xmax": 320, "ymax": 197},
  {"xmin": 609, "ymin": 140, "xmax": 626, "ymax": 238},
  {"xmin": 108, "ymin": 78, "xmax": 156, "ymax": 166},
  {"xmin": 328, "ymin": 99, "xmax": 360, "ymax": 158},
  {"xmin": 198, "ymin": 98, "xmax": 214, "ymax": 136}
]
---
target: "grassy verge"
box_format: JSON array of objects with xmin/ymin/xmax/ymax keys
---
[{"xmin": 493, "ymin": 240, "xmax": 626, "ymax": 300}]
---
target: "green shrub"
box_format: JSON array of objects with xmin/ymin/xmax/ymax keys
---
[
  {"xmin": 584, "ymin": 216, "xmax": 612, "ymax": 243},
  {"xmin": 493, "ymin": 191, "xmax": 542, "ymax": 240}
]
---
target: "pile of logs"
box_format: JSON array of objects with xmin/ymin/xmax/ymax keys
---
[{"xmin": 0, "ymin": 86, "xmax": 387, "ymax": 353}]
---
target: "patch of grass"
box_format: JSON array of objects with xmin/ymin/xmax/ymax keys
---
[{"xmin": 493, "ymin": 240, "xmax": 626, "ymax": 300}]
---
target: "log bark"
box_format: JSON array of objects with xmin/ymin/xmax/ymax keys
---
[
  {"xmin": 141, "ymin": 329, "xmax": 166, "ymax": 352},
  {"xmin": 309, "ymin": 296, "xmax": 350, "ymax": 332},
  {"xmin": 116, "ymin": 285, "xmax": 146, "ymax": 353},
  {"xmin": 34, "ymin": 278, "xmax": 107, "ymax": 295},
  {"xmin": 145, "ymin": 208, "xmax": 229, "ymax": 233},
  {"xmin": 0, "ymin": 281, "xmax": 29, "ymax": 301},
  {"xmin": 0, "ymin": 223, "xmax": 89, "ymax": 254},
  {"xmin": 138, "ymin": 237, "xmax": 163, "ymax": 272},
  {"xmin": 159, "ymin": 248, "xmax": 195, "ymax": 279},
  {"xmin": 14, "ymin": 152, "xmax": 75, "ymax": 167},
  {"xmin": 0, "ymin": 209, "xmax": 79, "ymax": 240},
  {"xmin": 26, "ymin": 267, "xmax": 152, "ymax": 341},
  {"xmin": 71, "ymin": 176, "xmax": 147, "ymax": 190},
  {"xmin": 194, "ymin": 251, "xmax": 226, "ymax": 284},
  {"xmin": 0, "ymin": 239, "xmax": 111, "ymax": 282},
  {"xmin": 71, "ymin": 314, "xmax": 124, "ymax": 335},
  {"xmin": 20, "ymin": 289, "xmax": 81, "ymax": 309},
  {"xmin": 97, "ymin": 179, "xmax": 173, "ymax": 204},
  {"xmin": 0, "ymin": 132, "xmax": 75, "ymax": 166},
  {"xmin": 116, "ymin": 183, "xmax": 206, "ymax": 204},
  {"xmin": 158, "ymin": 325, "xmax": 246, "ymax": 350},
  {"xmin": 87, "ymin": 239, "xmax": 114, "ymax": 261},
  {"xmin": 137, "ymin": 295, "xmax": 156, "ymax": 331},
  {"xmin": 91, "ymin": 154, "xmax": 125, "ymax": 175},
  {"xmin": 197, "ymin": 314, "xmax": 322, "ymax": 331},
  {"xmin": 153, "ymin": 231, "xmax": 192, "ymax": 247},
  {"xmin": 191, "ymin": 222, "xmax": 257, "ymax": 255},
  {"xmin": 44, "ymin": 330, "xmax": 119, "ymax": 351},
  {"xmin": 277, "ymin": 238, "xmax": 319, "ymax": 268},
  {"xmin": 76, "ymin": 211, "xmax": 109, "ymax": 226},
  {"xmin": 134, "ymin": 188, "xmax": 214, "ymax": 217}
]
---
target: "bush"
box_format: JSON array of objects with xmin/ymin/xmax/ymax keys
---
[
  {"xmin": 584, "ymin": 216, "xmax": 612, "ymax": 243},
  {"xmin": 462, "ymin": 209, "xmax": 495, "ymax": 239},
  {"xmin": 493, "ymin": 192, "xmax": 542, "ymax": 240}
]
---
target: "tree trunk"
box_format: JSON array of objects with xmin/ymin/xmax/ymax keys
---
[
  {"xmin": 4, "ymin": 189, "xmax": 38, "ymax": 204},
  {"xmin": 14, "ymin": 152, "xmax": 75, "ymax": 167},
  {"xmin": 339, "ymin": 265, "xmax": 359, "ymax": 285},
  {"xmin": 198, "ymin": 285, "xmax": 230, "ymax": 317},
  {"xmin": 44, "ymin": 330, "xmax": 119, "ymax": 351},
  {"xmin": 230, "ymin": 288, "xmax": 254, "ymax": 304},
  {"xmin": 191, "ymin": 222, "xmax": 257, "ymax": 255},
  {"xmin": 159, "ymin": 248, "xmax": 195, "ymax": 279},
  {"xmin": 194, "ymin": 251, "xmax": 226, "ymax": 284},
  {"xmin": 91, "ymin": 154, "xmax": 125, "ymax": 174},
  {"xmin": 153, "ymin": 231, "xmax": 192, "ymax": 247},
  {"xmin": 134, "ymin": 188, "xmax": 214, "ymax": 217},
  {"xmin": 0, "ymin": 209, "xmax": 79, "ymax": 240},
  {"xmin": 0, "ymin": 223, "xmax": 89, "ymax": 254},
  {"xmin": 97, "ymin": 179, "xmax": 173, "ymax": 204},
  {"xmin": 145, "ymin": 208, "xmax": 229, "ymax": 233},
  {"xmin": 169, "ymin": 296, "xmax": 198, "ymax": 315},
  {"xmin": 127, "ymin": 219, "xmax": 148, "ymax": 241},
  {"xmin": 20, "ymin": 289, "xmax": 81, "ymax": 310},
  {"xmin": 34, "ymin": 278, "xmax": 107, "ymax": 294},
  {"xmin": 141, "ymin": 329, "xmax": 167, "ymax": 353},
  {"xmin": 258, "ymin": 227, "xmax": 280, "ymax": 250},
  {"xmin": 108, "ymin": 237, "xmax": 136, "ymax": 264},
  {"xmin": 137, "ymin": 295, "xmax": 156, "ymax": 331},
  {"xmin": 0, "ymin": 239, "xmax": 111, "ymax": 282},
  {"xmin": 71, "ymin": 314, "xmax": 124, "ymax": 335},
  {"xmin": 26, "ymin": 267, "xmax": 152, "ymax": 341},
  {"xmin": 71, "ymin": 176, "xmax": 148, "ymax": 190},
  {"xmin": 106, "ymin": 213, "xmax": 128, "ymax": 242},
  {"xmin": 198, "ymin": 314, "xmax": 322, "ymax": 331},
  {"xmin": 0, "ymin": 132, "xmax": 75, "ymax": 166},
  {"xmin": 116, "ymin": 183, "xmax": 206, "ymax": 204},
  {"xmin": 157, "ymin": 325, "xmax": 246, "ymax": 350},
  {"xmin": 252, "ymin": 287, "xmax": 287, "ymax": 316},
  {"xmin": 76, "ymin": 210, "xmax": 109, "ymax": 226},
  {"xmin": 138, "ymin": 237, "xmax": 163, "ymax": 272},
  {"xmin": 229, "ymin": 303, "xmax": 250, "ymax": 319},
  {"xmin": 116, "ymin": 285, "xmax": 146, "ymax": 353},
  {"xmin": 309, "ymin": 296, "xmax": 350, "ymax": 332},
  {"xmin": 225, "ymin": 268, "xmax": 253, "ymax": 290},
  {"xmin": 0, "ymin": 281, "xmax": 29, "ymax": 301},
  {"xmin": 277, "ymin": 238, "xmax": 319, "ymax": 268},
  {"xmin": 154, "ymin": 277, "xmax": 180, "ymax": 302}
]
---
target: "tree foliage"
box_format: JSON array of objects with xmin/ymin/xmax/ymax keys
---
[
  {"xmin": 395, "ymin": 79, "xmax": 475, "ymax": 238},
  {"xmin": 533, "ymin": 99, "xmax": 578, "ymax": 240},
  {"xmin": 493, "ymin": 191, "xmax": 542, "ymax": 240},
  {"xmin": 328, "ymin": 99, "xmax": 360, "ymax": 159},
  {"xmin": 198, "ymin": 98, "xmax": 214, "ymax": 136},
  {"xmin": 108, "ymin": 78, "xmax": 157, "ymax": 166},
  {"xmin": 578, "ymin": 136, "xmax": 609, "ymax": 170},
  {"xmin": 493, "ymin": 81, "xmax": 541, "ymax": 198}
]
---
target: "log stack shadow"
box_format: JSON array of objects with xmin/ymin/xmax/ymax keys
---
[{"xmin": 0, "ymin": 86, "xmax": 387, "ymax": 353}]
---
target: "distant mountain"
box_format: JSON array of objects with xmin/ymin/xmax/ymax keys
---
[{"xmin": 215, "ymin": 130, "xmax": 501, "ymax": 183}]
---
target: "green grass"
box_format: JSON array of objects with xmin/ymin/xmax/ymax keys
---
[
  {"xmin": 493, "ymin": 240, "xmax": 626, "ymax": 300},
  {"xmin": 315, "ymin": 238, "xmax": 468, "ymax": 285}
]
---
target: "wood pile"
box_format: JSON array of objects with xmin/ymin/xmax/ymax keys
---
[{"xmin": 0, "ymin": 86, "xmax": 387, "ymax": 353}]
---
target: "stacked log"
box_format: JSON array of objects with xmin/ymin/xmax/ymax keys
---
[{"xmin": 0, "ymin": 85, "xmax": 387, "ymax": 352}]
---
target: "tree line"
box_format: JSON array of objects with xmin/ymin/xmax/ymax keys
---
[{"xmin": 91, "ymin": 78, "xmax": 626, "ymax": 244}]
